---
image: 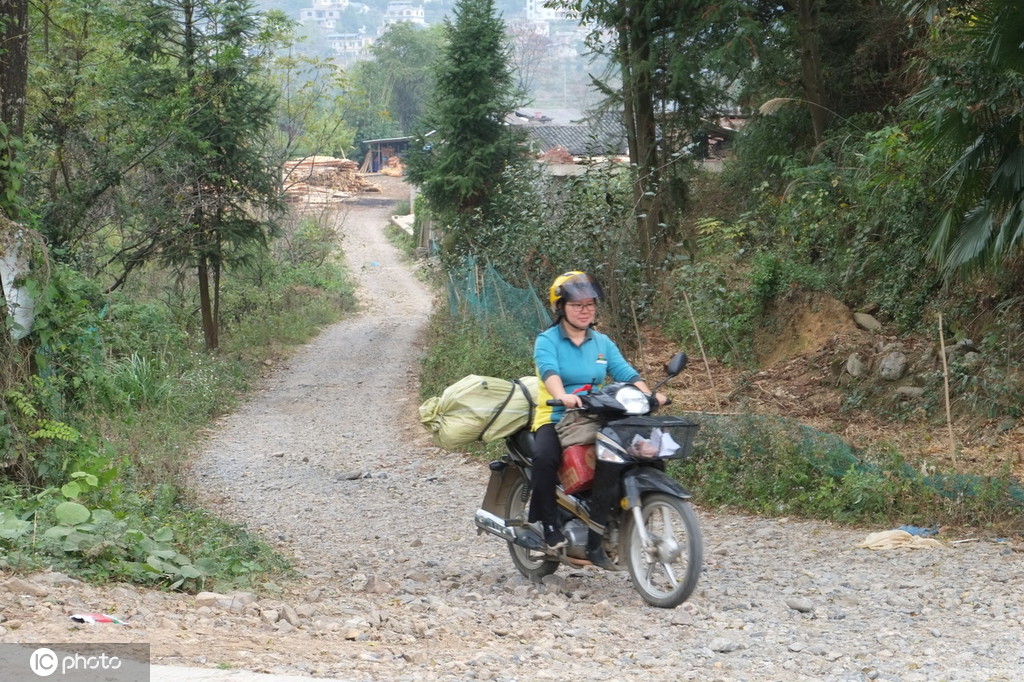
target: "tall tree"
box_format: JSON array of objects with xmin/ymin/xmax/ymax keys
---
[
  {"xmin": 553, "ymin": 0, "xmax": 752, "ymax": 268},
  {"xmin": 508, "ymin": 21, "xmax": 552, "ymax": 100},
  {"xmin": 26, "ymin": 0, "xmax": 153, "ymax": 259},
  {"xmin": 343, "ymin": 22, "xmax": 442, "ymax": 146},
  {"xmin": 748, "ymin": 0, "xmax": 911, "ymax": 152},
  {"xmin": 271, "ymin": 49, "xmax": 355, "ymax": 161},
  {"xmin": 787, "ymin": 0, "xmax": 828, "ymax": 147},
  {"xmin": 405, "ymin": 0, "xmax": 526, "ymax": 243},
  {"xmin": 365, "ymin": 22, "xmax": 441, "ymax": 135},
  {"xmin": 126, "ymin": 0, "xmax": 283, "ymax": 349}
]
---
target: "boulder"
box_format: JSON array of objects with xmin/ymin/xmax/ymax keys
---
[
  {"xmin": 878, "ymin": 352, "xmax": 908, "ymax": 380},
  {"xmin": 853, "ymin": 312, "xmax": 882, "ymax": 332}
]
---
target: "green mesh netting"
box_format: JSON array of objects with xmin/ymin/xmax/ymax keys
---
[{"xmin": 446, "ymin": 257, "xmax": 551, "ymax": 350}]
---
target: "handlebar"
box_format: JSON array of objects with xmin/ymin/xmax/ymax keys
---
[{"xmin": 547, "ymin": 394, "xmax": 671, "ymax": 407}]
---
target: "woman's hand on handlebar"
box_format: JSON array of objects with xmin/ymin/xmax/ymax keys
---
[
  {"xmin": 556, "ymin": 392, "xmax": 583, "ymax": 409},
  {"xmin": 544, "ymin": 393, "xmax": 582, "ymax": 408}
]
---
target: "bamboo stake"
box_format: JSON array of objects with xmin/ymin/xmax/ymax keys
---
[
  {"xmin": 682, "ymin": 288, "xmax": 721, "ymax": 409},
  {"xmin": 937, "ymin": 312, "xmax": 957, "ymax": 458},
  {"xmin": 630, "ymin": 302, "xmax": 644, "ymax": 372}
]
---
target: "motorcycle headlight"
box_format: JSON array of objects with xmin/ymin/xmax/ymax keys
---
[{"xmin": 612, "ymin": 385, "xmax": 650, "ymax": 415}]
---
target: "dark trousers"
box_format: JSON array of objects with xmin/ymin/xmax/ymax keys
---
[{"xmin": 528, "ymin": 423, "xmax": 561, "ymax": 525}]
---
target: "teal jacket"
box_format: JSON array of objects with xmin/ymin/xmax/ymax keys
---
[{"xmin": 531, "ymin": 324, "xmax": 640, "ymax": 430}]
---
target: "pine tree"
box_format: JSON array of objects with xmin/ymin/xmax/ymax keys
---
[
  {"xmin": 406, "ymin": 0, "xmax": 525, "ymax": 238},
  {"xmin": 125, "ymin": 0, "xmax": 283, "ymax": 349}
]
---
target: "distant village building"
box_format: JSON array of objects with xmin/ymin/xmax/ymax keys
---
[
  {"xmin": 299, "ymin": 0, "xmax": 351, "ymax": 30},
  {"xmin": 327, "ymin": 31, "xmax": 373, "ymax": 59},
  {"xmin": 299, "ymin": 0, "xmax": 583, "ymax": 63},
  {"xmin": 381, "ymin": 1, "xmax": 426, "ymax": 31},
  {"xmin": 526, "ymin": 0, "xmax": 573, "ymax": 22},
  {"xmin": 508, "ymin": 108, "xmax": 629, "ymax": 176}
]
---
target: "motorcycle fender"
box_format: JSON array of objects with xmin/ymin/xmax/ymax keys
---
[
  {"xmin": 622, "ymin": 467, "xmax": 692, "ymax": 509},
  {"xmin": 480, "ymin": 460, "xmax": 524, "ymax": 516}
]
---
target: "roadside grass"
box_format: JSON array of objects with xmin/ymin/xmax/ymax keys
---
[
  {"xmin": 418, "ymin": 305, "xmax": 534, "ymax": 402},
  {"xmin": 383, "ymin": 222, "xmax": 416, "ymax": 258},
  {"xmin": 672, "ymin": 413, "xmax": 1024, "ymax": 533},
  {"xmin": 0, "ymin": 258, "xmax": 357, "ymax": 591}
]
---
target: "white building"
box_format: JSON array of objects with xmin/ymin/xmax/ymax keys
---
[
  {"xmin": 381, "ymin": 1, "xmax": 426, "ymax": 29},
  {"xmin": 327, "ymin": 31, "xmax": 373, "ymax": 58},
  {"xmin": 299, "ymin": 0, "xmax": 351, "ymax": 29},
  {"xmin": 526, "ymin": 0, "xmax": 573, "ymax": 22}
]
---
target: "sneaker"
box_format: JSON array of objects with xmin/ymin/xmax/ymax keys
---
[{"xmin": 543, "ymin": 524, "xmax": 567, "ymax": 550}]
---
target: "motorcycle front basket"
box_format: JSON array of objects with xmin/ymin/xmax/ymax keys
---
[{"xmin": 597, "ymin": 415, "xmax": 699, "ymax": 462}]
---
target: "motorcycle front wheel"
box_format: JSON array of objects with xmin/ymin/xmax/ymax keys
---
[
  {"xmin": 506, "ymin": 477, "xmax": 559, "ymax": 581},
  {"xmin": 621, "ymin": 492, "xmax": 702, "ymax": 608}
]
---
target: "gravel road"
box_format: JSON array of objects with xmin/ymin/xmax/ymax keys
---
[{"xmin": 3, "ymin": 176, "xmax": 1023, "ymax": 682}]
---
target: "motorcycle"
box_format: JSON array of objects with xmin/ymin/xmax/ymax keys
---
[{"xmin": 474, "ymin": 351, "xmax": 703, "ymax": 608}]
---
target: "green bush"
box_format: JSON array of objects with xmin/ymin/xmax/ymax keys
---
[
  {"xmin": 0, "ymin": 226, "xmax": 356, "ymax": 590},
  {"xmin": 690, "ymin": 117, "xmax": 945, "ymax": 338},
  {"xmin": 0, "ymin": 477, "xmax": 291, "ymax": 590},
  {"xmin": 419, "ymin": 304, "xmax": 534, "ymax": 402},
  {"xmin": 672, "ymin": 412, "xmax": 1022, "ymax": 528}
]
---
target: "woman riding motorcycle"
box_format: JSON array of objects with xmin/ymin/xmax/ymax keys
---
[{"xmin": 529, "ymin": 271, "xmax": 665, "ymax": 569}]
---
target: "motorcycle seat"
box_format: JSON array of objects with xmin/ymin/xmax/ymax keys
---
[{"xmin": 509, "ymin": 429, "xmax": 536, "ymax": 460}]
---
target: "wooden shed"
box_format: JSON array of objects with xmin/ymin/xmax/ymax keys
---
[{"xmin": 360, "ymin": 136, "xmax": 413, "ymax": 173}]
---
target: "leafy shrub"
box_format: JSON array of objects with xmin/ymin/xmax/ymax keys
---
[
  {"xmin": 0, "ymin": 475, "xmax": 290, "ymax": 589},
  {"xmin": 673, "ymin": 412, "xmax": 1022, "ymax": 527},
  {"xmin": 666, "ymin": 252, "xmax": 827, "ymax": 365},
  {"xmin": 0, "ymin": 218, "xmax": 355, "ymax": 589},
  {"xmin": 666, "ymin": 261, "xmax": 756, "ymax": 364},
  {"xmin": 103, "ymin": 301, "xmax": 189, "ymax": 360},
  {"xmin": 274, "ymin": 215, "xmax": 339, "ymax": 268},
  {"xmin": 419, "ymin": 304, "xmax": 534, "ymax": 402}
]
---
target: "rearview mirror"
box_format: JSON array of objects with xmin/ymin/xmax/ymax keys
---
[{"xmin": 664, "ymin": 352, "xmax": 688, "ymax": 377}]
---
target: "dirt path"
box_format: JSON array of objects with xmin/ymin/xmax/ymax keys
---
[{"xmin": 3, "ymin": 176, "xmax": 1024, "ymax": 681}]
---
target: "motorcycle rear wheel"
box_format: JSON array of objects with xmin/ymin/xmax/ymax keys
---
[
  {"xmin": 506, "ymin": 477, "xmax": 559, "ymax": 581},
  {"xmin": 621, "ymin": 492, "xmax": 702, "ymax": 608}
]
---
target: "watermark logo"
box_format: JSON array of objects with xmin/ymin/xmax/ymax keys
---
[
  {"xmin": 1, "ymin": 643, "xmax": 150, "ymax": 681},
  {"xmin": 29, "ymin": 647, "xmax": 59, "ymax": 677}
]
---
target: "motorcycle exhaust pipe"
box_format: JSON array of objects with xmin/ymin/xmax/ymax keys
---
[{"xmin": 474, "ymin": 509, "xmax": 545, "ymax": 551}]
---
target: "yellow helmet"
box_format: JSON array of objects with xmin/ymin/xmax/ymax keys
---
[{"xmin": 548, "ymin": 271, "xmax": 604, "ymax": 313}]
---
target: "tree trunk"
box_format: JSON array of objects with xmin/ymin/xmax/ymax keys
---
[
  {"xmin": 0, "ymin": 0, "xmax": 27, "ymax": 139},
  {"xmin": 197, "ymin": 255, "xmax": 218, "ymax": 350},
  {"xmin": 0, "ymin": 0, "xmax": 27, "ymax": 333},
  {"xmin": 0, "ymin": 0, "xmax": 29, "ymax": 219},
  {"xmin": 617, "ymin": 1, "xmax": 660, "ymax": 270},
  {"xmin": 795, "ymin": 0, "xmax": 828, "ymax": 147},
  {"xmin": 211, "ymin": 255, "xmax": 220, "ymax": 350}
]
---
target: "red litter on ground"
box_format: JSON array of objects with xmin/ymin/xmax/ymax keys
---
[{"xmin": 70, "ymin": 613, "xmax": 125, "ymax": 625}]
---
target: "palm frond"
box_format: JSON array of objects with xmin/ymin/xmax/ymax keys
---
[{"xmin": 944, "ymin": 203, "xmax": 996, "ymax": 273}]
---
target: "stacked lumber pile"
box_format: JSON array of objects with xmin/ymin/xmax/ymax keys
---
[
  {"xmin": 282, "ymin": 156, "xmax": 382, "ymax": 206},
  {"xmin": 380, "ymin": 156, "xmax": 405, "ymax": 177}
]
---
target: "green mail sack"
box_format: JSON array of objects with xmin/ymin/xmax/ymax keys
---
[{"xmin": 419, "ymin": 375, "xmax": 539, "ymax": 449}]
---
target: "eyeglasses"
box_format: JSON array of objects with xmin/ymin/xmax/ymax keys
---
[{"xmin": 565, "ymin": 301, "xmax": 597, "ymax": 312}]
